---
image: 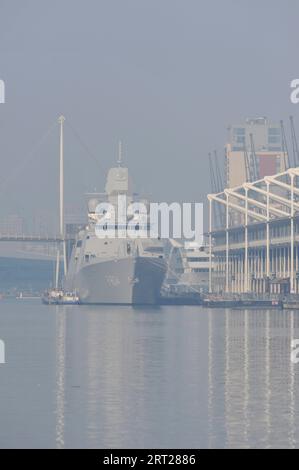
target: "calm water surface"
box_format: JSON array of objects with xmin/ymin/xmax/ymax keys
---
[{"xmin": 0, "ymin": 300, "xmax": 299, "ymax": 448}]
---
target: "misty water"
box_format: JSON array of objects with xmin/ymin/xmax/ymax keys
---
[{"xmin": 1, "ymin": 299, "xmax": 299, "ymax": 448}]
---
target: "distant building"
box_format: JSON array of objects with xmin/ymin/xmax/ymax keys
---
[
  {"xmin": 225, "ymin": 117, "xmax": 287, "ymax": 188},
  {"xmin": 165, "ymin": 240, "xmax": 213, "ymax": 294}
]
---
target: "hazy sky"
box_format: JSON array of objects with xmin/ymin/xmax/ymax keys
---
[{"xmin": 0, "ymin": 0, "xmax": 298, "ymax": 229}]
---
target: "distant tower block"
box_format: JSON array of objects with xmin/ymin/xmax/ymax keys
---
[{"xmin": 225, "ymin": 117, "xmax": 287, "ymax": 188}]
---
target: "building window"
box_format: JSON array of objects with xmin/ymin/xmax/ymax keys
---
[
  {"xmin": 268, "ymin": 128, "xmax": 281, "ymax": 145},
  {"xmin": 268, "ymin": 128, "xmax": 280, "ymax": 135},
  {"xmin": 233, "ymin": 128, "xmax": 245, "ymax": 145},
  {"xmin": 234, "ymin": 127, "xmax": 245, "ymax": 135},
  {"xmin": 268, "ymin": 136, "xmax": 280, "ymax": 144}
]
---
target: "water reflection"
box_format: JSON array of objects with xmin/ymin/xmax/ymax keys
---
[
  {"xmin": 208, "ymin": 309, "xmax": 299, "ymax": 448},
  {"xmin": 55, "ymin": 306, "xmax": 66, "ymax": 449},
  {"xmin": 83, "ymin": 306, "xmax": 170, "ymax": 448},
  {"xmin": 51, "ymin": 305, "xmax": 299, "ymax": 448}
]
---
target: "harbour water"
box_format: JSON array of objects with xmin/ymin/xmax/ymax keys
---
[{"xmin": 1, "ymin": 300, "xmax": 299, "ymax": 448}]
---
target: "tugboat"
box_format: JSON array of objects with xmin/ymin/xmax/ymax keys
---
[
  {"xmin": 59, "ymin": 292, "xmax": 80, "ymax": 305},
  {"xmin": 42, "ymin": 288, "xmax": 64, "ymax": 305},
  {"xmin": 42, "ymin": 289, "xmax": 80, "ymax": 305}
]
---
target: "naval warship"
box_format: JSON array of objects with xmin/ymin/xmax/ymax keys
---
[{"xmin": 65, "ymin": 155, "xmax": 167, "ymax": 304}]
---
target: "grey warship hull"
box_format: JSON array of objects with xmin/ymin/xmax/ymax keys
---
[{"xmin": 67, "ymin": 256, "xmax": 166, "ymax": 304}]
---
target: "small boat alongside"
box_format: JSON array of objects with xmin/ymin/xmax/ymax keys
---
[
  {"xmin": 239, "ymin": 298, "xmax": 282, "ymax": 309},
  {"xmin": 42, "ymin": 288, "xmax": 64, "ymax": 305},
  {"xmin": 201, "ymin": 294, "xmax": 282, "ymax": 309},
  {"xmin": 42, "ymin": 289, "xmax": 80, "ymax": 305},
  {"xmin": 202, "ymin": 294, "xmax": 242, "ymax": 308},
  {"xmin": 282, "ymin": 296, "xmax": 299, "ymax": 310},
  {"xmin": 60, "ymin": 292, "xmax": 80, "ymax": 305}
]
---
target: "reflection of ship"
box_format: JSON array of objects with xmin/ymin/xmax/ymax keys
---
[{"xmin": 65, "ymin": 155, "xmax": 166, "ymax": 304}]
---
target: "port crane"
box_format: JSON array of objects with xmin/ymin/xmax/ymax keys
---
[
  {"xmin": 290, "ymin": 115, "xmax": 299, "ymax": 168},
  {"xmin": 280, "ymin": 120, "xmax": 290, "ymax": 170}
]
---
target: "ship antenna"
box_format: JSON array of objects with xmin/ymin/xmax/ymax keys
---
[{"xmin": 117, "ymin": 140, "xmax": 122, "ymax": 167}]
